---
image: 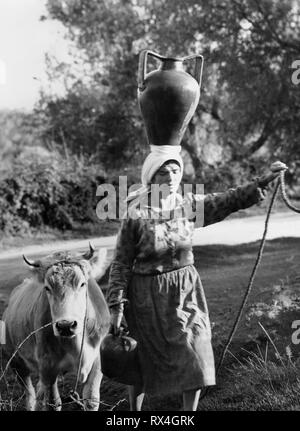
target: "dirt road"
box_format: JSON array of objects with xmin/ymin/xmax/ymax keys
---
[{"xmin": 1, "ymin": 211, "xmax": 299, "ymax": 260}]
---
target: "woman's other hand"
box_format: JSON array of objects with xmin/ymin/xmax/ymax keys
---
[
  {"xmin": 110, "ymin": 309, "xmax": 123, "ymax": 336},
  {"xmin": 258, "ymin": 161, "xmax": 288, "ymax": 188}
]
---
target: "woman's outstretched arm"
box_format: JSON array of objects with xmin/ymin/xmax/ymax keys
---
[
  {"xmin": 192, "ymin": 161, "xmax": 288, "ymax": 227},
  {"xmin": 202, "ymin": 180, "xmax": 266, "ymax": 226}
]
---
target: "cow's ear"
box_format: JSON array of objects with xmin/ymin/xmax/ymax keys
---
[{"xmin": 89, "ymin": 248, "xmax": 109, "ymax": 281}]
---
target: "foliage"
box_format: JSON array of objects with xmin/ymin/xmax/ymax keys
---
[
  {"xmin": 0, "ymin": 110, "xmax": 44, "ymax": 169},
  {"xmin": 2, "ymin": 0, "xmax": 300, "ymax": 238},
  {"xmin": 40, "ymin": 0, "xmax": 300, "ymax": 177},
  {"xmin": 0, "ymin": 149, "xmax": 106, "ymax": 236}
]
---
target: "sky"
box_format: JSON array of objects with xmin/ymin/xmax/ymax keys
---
[{"xmin": 0, "ymin": 0, "xmax": 68, "ymax": 111}]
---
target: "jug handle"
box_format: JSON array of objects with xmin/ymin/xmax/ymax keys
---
[
  {"xmin": 138, "ymin": 50, "xmax": 166, "ymax": 91},
  {"xmin": 183, "ymin": 54, "xmax": 204, "ymax": 88},
  {"xmin": 138, "ymin": 50, "xmax": 204, "ymax": 90}
]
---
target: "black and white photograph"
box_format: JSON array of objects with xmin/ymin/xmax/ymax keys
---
[{"xmin": 0, "ymin": 0, "xmax": 300, "ymax": 416}]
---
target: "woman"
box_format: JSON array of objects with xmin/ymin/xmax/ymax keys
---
[{"xmin": 107, "ymin": 145, "xmax": 287, "ymax": 411}]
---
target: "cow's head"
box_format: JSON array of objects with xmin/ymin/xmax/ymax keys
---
[{"xmin": 23, "ymin": 244, "xmax": 107, "ymax": 338}]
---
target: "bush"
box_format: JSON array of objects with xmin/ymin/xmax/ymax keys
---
[{"xmin": 0, "ymin": 149, "xmax": 106, "ymax": 236}]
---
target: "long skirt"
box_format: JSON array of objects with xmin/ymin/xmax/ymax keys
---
[{"xmin": 124, "ymin": 264, "xmax": 216, "ymax": 395}]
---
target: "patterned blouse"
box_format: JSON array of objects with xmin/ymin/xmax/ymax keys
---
[{"xmin": 107, "ymin": 180, "xmax": 266, "ymax": 311}]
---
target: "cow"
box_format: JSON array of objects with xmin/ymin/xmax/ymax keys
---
[{"xmin": 2, "ymin": 245, "xmax": 110, "ymax": 411}]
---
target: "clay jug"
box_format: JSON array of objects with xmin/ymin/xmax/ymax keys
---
[
  {"xmin": 137, "ymin": 50, "xmax": 204, "ymax": 147},
  {"xmin": 100, "ymin": 332, "xmax": 143, "ymax": 386}
]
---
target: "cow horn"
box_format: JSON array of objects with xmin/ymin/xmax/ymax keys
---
[
  {"xmin": 23, "ymin": 255, "xmax": 40, "ymax": 268},
  {"xmin": 83, "ymin": 242, "xmax": 95, "ymax": 260}
]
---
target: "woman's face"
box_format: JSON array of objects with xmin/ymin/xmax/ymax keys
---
[{"xmin": 151, "ymin": 161, "xmax": 181, "ymax": 193}]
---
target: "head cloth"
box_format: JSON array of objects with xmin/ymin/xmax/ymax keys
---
[{"xmin": 126, "ymin": 145, "xmax": 183, "ymax": 204}]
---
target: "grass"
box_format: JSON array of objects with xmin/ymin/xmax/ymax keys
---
[
  {"xmin": 144, "ymin": 344, "xmax": 300, "ymax": 411},
  {"xmin": 198, "ymin": 341, "xmax": 300, "ymax": 411},
  {"xmin": 1, "ymin": 237, "xmax": 300, "ymax": 410}
]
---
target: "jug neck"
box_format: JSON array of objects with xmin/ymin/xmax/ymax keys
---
[{"xmin": 160, "ymin": 59, "xmax": 184, "ymax": 72}]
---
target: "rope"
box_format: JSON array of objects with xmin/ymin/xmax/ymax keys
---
[
  {"xmin": 73, "ymin": 284, "xmax": 89, "ymax": 398},
  {"xmin": 279, "ymin": 170, "xmax": 300, "ymax": 213},
  {"xmin": 215, "ymin": 180, "xmax": 280, "ymax": 376},
  {"xmin": 200, "ymin": 170, "xmax": 300, "ymax": 402}
]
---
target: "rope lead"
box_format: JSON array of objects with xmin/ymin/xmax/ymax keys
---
[
  {"xmin": 200, "ymin": 170, "xmax": 300, "ymax": 402},
  {"xmin": 280, "ymin": 170, "xmax": 300, "ymax": 213}
]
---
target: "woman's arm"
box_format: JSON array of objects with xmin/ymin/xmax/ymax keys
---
[
  {"xmin": 192, "ymin": 161, "xmax": 288, "ymax": 227},
  {"xmin": 107, "ymin": 217, "xmax": 138, "ymax": 333},
  {"xmin": 202, "ymin": 180, "xmax": 266, "ymax": 227}
]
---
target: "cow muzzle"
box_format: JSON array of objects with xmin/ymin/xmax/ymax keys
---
[{"xmin": 55, "ymin": 320, "xmax": 78, "ymax": 338}]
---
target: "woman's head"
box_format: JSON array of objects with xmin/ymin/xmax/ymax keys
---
[
  {"xmin": 126, "ymin": 147, "xmax": 183, "ymax": 205},
  {"xmin": 141, "ymin": 145, "xmax": 184, "ymax": 191},
  {"xmin": 150, "ymin": 160, "xmax": 181, "ymax": 193}
]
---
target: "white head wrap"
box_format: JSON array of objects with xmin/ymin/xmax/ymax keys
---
[
  {"xmin": 126, "ymin": 145, "xmax": 183, "ymax": 203},
  {"xmin": 141, "ymin": 145, "xmax": 183, "ymax": 186}
]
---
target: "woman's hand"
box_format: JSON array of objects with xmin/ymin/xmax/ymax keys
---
[
  {"xmin": 110, "ymin": 309, "xmax": 123, "ymax": 336},
  {"xmin": 258, "ymin": 161, "xmax": 288, "ymax": 188}
]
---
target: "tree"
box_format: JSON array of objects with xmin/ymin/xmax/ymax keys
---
[{"xmin": 40, "ymin": 0, "xmax": 300, "ymax": 186}]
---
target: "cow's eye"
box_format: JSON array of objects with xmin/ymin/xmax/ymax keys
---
[
  {"xmin": 44, "ymin": 286, "xmax": 51, "ymax": 293},
  {"xmin": 80, "ymin": 282, "xmax": 86, "ymax": 289}
]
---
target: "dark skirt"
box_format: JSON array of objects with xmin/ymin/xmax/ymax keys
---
[{"xmin": 124, "ymin": 264, "xmax": 216, "ymax": 395}]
